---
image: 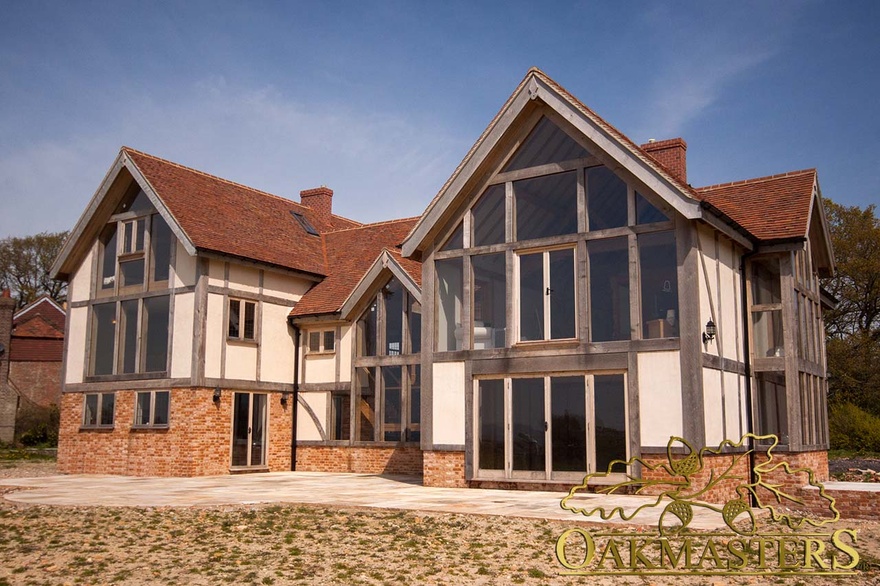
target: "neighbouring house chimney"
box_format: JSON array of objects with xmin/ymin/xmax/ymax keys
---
[
  {"xmin": 299, "ymin": 186, "xmax": 333, "ymax": 229},
  {"xmin": 0, "ymin": 289, "xmax": 17, "ymax": 443},
  {"xmin": 640, "ymin": 138, "xmax": 687, "ymax": 185}
]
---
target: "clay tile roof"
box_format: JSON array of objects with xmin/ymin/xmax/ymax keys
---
[
  {"xmin": 696, "ymin": 169, "xmax": 816, "ymax": 241},
  {"xmin": 123, "ymin": 148, "xmax": 360, "ymax": 276},
  {"xmin": 9, "ymin": 338, "xmax": 64, "ymax": 362},
  {"xmin": 12, "ymin": 314, "xmax": 64, "ymax": 339},
  {"xmin": 13, "ymin": 296, "xmax": 65, "ymax": 333},
  {"xmin": 290, "ymin": 217, "xmax": 420, "ymax": 317}
]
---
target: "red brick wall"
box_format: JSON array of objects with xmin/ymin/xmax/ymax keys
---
[
  {"xmin": 9, "ymin": 361, "xmax": 61, "ymax": 408},
  {"xmin": 58, "ymin": 387, "xmax": 292, "ymax": 476},
  {"xmin": 295, "ymin": 445, "xmax": 423, "ymax": 475},
  {"xmin": 423, "ymin": 450, "xmax": 466, "ymax": 488}
]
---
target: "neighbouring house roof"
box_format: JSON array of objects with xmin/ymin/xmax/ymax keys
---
[
  {"xmin": 290, "ymin": 218, "xmax": 420, "ymax": 318},
  {"xmin": 10, "ymin": 296, "xmax": 66, "ymax": 362}
]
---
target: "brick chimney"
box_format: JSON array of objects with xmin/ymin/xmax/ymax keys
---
[
  {"xmin": 640, "ymin": 138, "xmax": 687, "ymax": 185},
  {"xmin": 299, "ymin": 186, "xmax": 333, "ymax": 229},
  {"xmin": 0, "ymin": 289, "xmax": 17, "ymax": 443}
]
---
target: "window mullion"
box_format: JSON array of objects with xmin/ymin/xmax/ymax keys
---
[{"xmin": 543, "ymin": 251, "xmax": 551, "ymax": 340}]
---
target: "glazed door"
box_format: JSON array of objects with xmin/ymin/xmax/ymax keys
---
[{"xmin": 232, "ymin": 392, "xmax": 267, "ymax": 468}]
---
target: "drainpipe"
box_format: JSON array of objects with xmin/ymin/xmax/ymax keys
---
[
  {"xmin": 740, "ymin": 250, "xmax": 758, "ymax": 505},
  {"xmin": 290, "ymin": 319, "xmax": 301, "ymax": 471}
]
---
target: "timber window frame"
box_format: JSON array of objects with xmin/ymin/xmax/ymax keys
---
[
  {"xmin": 227, "ymin": 298, "xmax": 257, "ymax": 342},
  {"xmin": 307, "ymin": 329, "xmax": 336, "ymax": 354},
  {"xmin": 133, "ymin": 390, "xmax": 170, "ymax": 428},
  {"xmin": 88, "ymin": 294, "xmax": 171, "ymax": 378},
  {"xmin": 516, "ymin": 246, "xmax": 577, "ymax": 343},
  {"xmin": 82, "ymin": 392, "xmax": 115, "ymax": 428}
]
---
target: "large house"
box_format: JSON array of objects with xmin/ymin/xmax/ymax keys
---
[{"xmin": 50, "ymin": 69, "xmax": 834, "ymax": 493}]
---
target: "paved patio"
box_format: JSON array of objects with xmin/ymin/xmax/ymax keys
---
[{"xmin": 0, "ymin": 471, "xmax": 728, "ymax": 529}]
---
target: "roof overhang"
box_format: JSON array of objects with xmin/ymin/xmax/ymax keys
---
[
  {"xmin": 13, "ymin": 296, "xmax": 65, "ymax": 320},
  {"xmin": 339, "ymin": 250, "xmax": 421, "ymax": 321},
  {"xmin": 50, "ymin": 149, "xmax": 197, "ymax": 281},
  {"xmin": 401, "ymin": 70, "xmax": 713, "ymax": 259},
  {"xmin": 806, "ymin": 178, "xmax": 835, "ymax": 278}
]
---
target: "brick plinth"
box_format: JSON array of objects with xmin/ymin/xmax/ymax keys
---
[
  {"xmin": 295, "ymin": 445, "xmax": 423, "ymax": 475},
  {"xmin": 57, "ymin": 388, "xmax": 292, "ymax": 476},
  {"xmin": 423, "ymin": 450, "xmax": 466, "ymax": 487}
]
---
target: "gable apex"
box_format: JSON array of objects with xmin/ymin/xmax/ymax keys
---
[{"xmin": 401, "ymin": 69, "xmax": 713, "ymax": 258}]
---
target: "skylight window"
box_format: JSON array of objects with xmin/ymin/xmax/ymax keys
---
[{"xmin": 290, "ymin": 211, "xmax": 319, "ymax": 236}]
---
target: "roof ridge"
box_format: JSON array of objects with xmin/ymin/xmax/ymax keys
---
[
  {"xmin": 697, "ymin": 169, "xmax": 816, "ymax": 192},
  {"xmin": 121, "ymin": 146, "xmax": 311, "ymax": 211},
  {"xmin": 325, "ymin": 216, "xmax": 419, "ymax": 234}
]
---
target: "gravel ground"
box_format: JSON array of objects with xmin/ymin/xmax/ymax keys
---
[
  {"xmin": 829, "ymin": 458, "xmax": 880, "ymax": 475},
  {"xmin": 1, "ymin": 460, "xmax": 879, "ymax": 585}
]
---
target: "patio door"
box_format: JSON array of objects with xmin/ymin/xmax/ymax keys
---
[
  {"xmin": 231, "ymin": 392, "xmax": 267, "ymax": 468},
  {"xmin": 476, "ymin": 373, "xmax": 626, "ymax": 481}
]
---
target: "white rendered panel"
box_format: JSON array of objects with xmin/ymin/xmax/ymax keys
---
[
  {"xmin": 68, "ymin": 246, "xmax": 94, "ymax": 303},
  {"xmin": 304, "ymin": 352, "xmax": 335, "ymax": 384},
  {"xmin": 338, "ymin": 325, "xmax": 352, "ymax": 384},
  {"xmin": 432, "ymin": 361, "xmax": 466, "ymax": 445},
  {"xmin": 64, "ymin": 307, "xmax": 88, "ymax": 384},
  {"xmin": 698, "ymin": 226, "xmax": 719, "ymax": 358},
  {"xmin": 204, "ymin": 293, "xmax": 224, "ymax": 378},
  {"xmin": 702, "ymin": 368, "xmax": 724, "ymax": 446},
  {"xmin": 226, "ymin": 343, "xmax": 257, "ymax": 381},
  {"xmin": 263, "ymin": 270, "xmax": 309, "ymax": 301},
  {"xmin": 724, "ymin": 371, "xmax": 744, "ymax": 440},
  {"xmin": 228, "ymin": 263, "xmax": 260, "ymax": 294},
  {"xmin": 637, "ymin": 351, "xmax": 683, "ymax": 446},
  {"xmin": 173, "ymin": 241, "xmax": 197, "ymax": 288},
  {"xmin": 207, "ymin": 258, "xmax": 225, "ymax": 287},
  {"xmin": 259, "ymin": 303, "xmax": 295, "ymax": 384},
  {"xmin": 296, "ymin": 392, "xmax": 328, "ymax": 441},
  {"xmin": 171, "ymin": 292, "xmax": 194, "ymax": 378}
]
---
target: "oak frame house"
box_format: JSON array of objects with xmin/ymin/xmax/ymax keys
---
[{"xmin": 51, "ymin": 69, "xmax": 834, "ymax": 490}]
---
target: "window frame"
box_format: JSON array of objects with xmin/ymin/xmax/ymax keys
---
[
  {"xmin": 307, "ymin": 329, "xmax": 336, "ymax": 354},
  {"xmin": 227, "ymin": 298, "xmax": 258, "ymax": 343},
  {"xmin": 132, "ymin": 390, "xmax": 171, "ymax": 428},
  {"xmin": 81, "ymin": 392, "xmax": 116, "ymax": 429},
  {"xmin": 515, "ymin": 245, "xmax": 577, "ymax": 344}
]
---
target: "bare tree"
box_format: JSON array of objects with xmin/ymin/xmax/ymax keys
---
[{"xmin": 0, "ymin": 231, "xmax": 69, "ymax": 308}]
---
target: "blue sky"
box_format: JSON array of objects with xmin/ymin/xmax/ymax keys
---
[{"xmin": 1, "ymin": 0, "xmax": 878, "ymax": 238}]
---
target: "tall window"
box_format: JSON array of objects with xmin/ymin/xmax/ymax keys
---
[
  {"xmin": 353, "ymin": 276, "xmax": 421, "ymax": 443},
  {"xmin": 90, "ymin": 295, "xmax": 170, "ymax": 376},
  {"xmin": 228, "ymin": 299, "xmax": 257, "ymax": 341},
  {"xmin": 435, "ymin": 114, "xmax": 678, "ymax": 351}
]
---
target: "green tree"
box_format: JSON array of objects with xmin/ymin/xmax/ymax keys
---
[
  {"xmin": 0, "ymin": 231, "xmax": 69, "ymax": 309},
  {"xmin": 822, "ymin": 201, "xmax": 880, "ymax": 415}
]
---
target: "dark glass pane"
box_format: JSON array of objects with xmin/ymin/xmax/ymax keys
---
[
  {"xmin": 519, "ymin": 252, "xmax": 544, "ymax": 341},
  {"xmin": 512, "ymin": 378, "xmax": 545, "ymax": 471},
  {"xmin": 408, "ymin": 297, "xmax": 421, "ymax": 354},
  {"xmin": 356, "ymin": 368, "xmax": 376, "ymax": 441},
  {"xmin": 384, "ymin": 279, "xmax": 403, "ymax": 355},
  {"xmin": 84, "ymin": 394, "xmax": 98, "ymax": 426},
  {"xmin": 435, "ymin": 258, "xmax": 463, "ymax": 351},
  {"xmin": 549, "ymin": 249, "xmax": 576, "ymax": 339},
  {"xmin": 93, "ymin": 303, "xmax": 116, "ymax": 375},
  {"xmin": 551, "ymin": 376, "xmax": 586, "ymax": 472},
  {"xmin": 100, "ymin": 225, "xmax": 117, "ymax": 290},
  {"xmin": 639, "ymin": 231, "xmax": 679, "ymax": 338},
  {"xmin": 472, "ymin": 184, "xmax": 505, "ymax": 247},
  {"xmin": 308, "ymin": 331, "xmax": 321, "ymax": 352},
  {"xmin": 636, "ymin": 192, "xmax": 669, "ymax": 224},
  {"xmin": 358, "ymin": 302, "xmax": 377, "ymax": 356},
  {"xmin": 100, "ymin": 393, "xmax": 114, "ymax": 426},
  {"xmin": 151, "ymin": 214, "xmax": 172, "ymax": 282},
  {"xmin": 752, "ymin": 257, "xmax": 781, "ymax": 305},
  {"xmin": 250, "ymin": 394, "xmax": 266, "ymax": 466},
  {"xmin": 323, "ymin": 330, "xmax": 335, "ymax": 352},
  {"xmin": 472, "ymin": 253, "xmax": 506, "ymax": 349},
  {"xmin": 232, "ymin": 393, "xmax": 250, "ymax": 466},
  {"xmin": 128, "ymin": 190, "xmax": 153, "ymax": 214},
  {"xmin": 503, "ymin": 117, "xmax": 590, "ymax": 172},
  {"xmin": 144, "ymin": 296, "xmax": 169, "ymax": 372},
  {"xmin": 119, "ymin": 299, "xmax": 139, "ymax": 374},
  {"xmin": 228, "ymin": 300, "xmax": 240, "ymax": 338},
  {"xmin": 135, "ymin": 219, "xmax": 146, "ymax": 252},
  {"xmin": 753, "ymin": 310, "xmax": 784, "ymax": 358},
  {"xmin": 588, "ymin": 166, "xmax": 628, "ymax": 230},
  {"xmin": 589, "ymin": 237, "xmax": 630, "ymax": 341},
  {"xmin": 383, "ymin": 366, "xmax": 402, "ymax": 442},
  {"xmin": 120, "ymin": 258, "xmax": 144, "ymax": 288},
  {"xmin": 154, "ymin": 392, "xmax": 169, "ymax": 426},
  {"xmin": 243, "ymin": 302, "xmax": 255, "ymax": 340},
  {"xmin": 135, "ymin": 392, "xmax": 151, "ymax": 426},
  {"xmin": 408, "ymin": 365, "xmax": 420, "ymax": 443},
  {"xmin": 332, "ymin": 394, "xmax": 351, "ymax": 441},
  {"xmin": 441, "ymin": 222, "xmax": 463, "ymax": 251},
  {"xmin": 478, "ymin": 379, "xmax": 504, "ymax": 470},
  {"xmin": 594, "ymin": 374, "xmax": 627, "ymax": 473},
  {"xmin": 515, "ymin": 171, "xmax": 577, "ymax": 241},
  {"xmin": 123, "ymin": 221, "xmax": 133, "ymax": 253}
]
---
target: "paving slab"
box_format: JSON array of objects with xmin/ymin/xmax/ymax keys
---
[{"xmin": 0, "ymin": 471, "xmax": 726, "ymax": 530}]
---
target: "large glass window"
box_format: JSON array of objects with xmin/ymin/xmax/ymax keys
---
[
  {"xmin": 518, "ymin": 248, "xmax": 575, "ymax": 342},
  {"xmin": 594, "ymin": 374, "xmax": 626, "ymax": 472},
  {"xmin": 472, "ymin": 185, "xmax": 505, "ymax": 247},
  {"xmin": 502, "ymin": 116, "xmax": 590, "ymax": 172},
  {"xmin": 478, "ymin": 379, "xmax": 505, "ymax": 470},
  {"xmin": 92, "ymin": 303, "xmax": 117, "ymax": 376},
  {"xmin": 436, "ymin": 258, "xmax": 464, "ymax": 351},
  {"xmin": 472, "ymin": 253, "xmax": 506, "ymax": 349},
  {"xmin": 384, "ymin": 280, "xmax": 403, "ymax": 355},
  {"xmin": 588, "ymin": 166, "xmax": 628, "ymax": 230},
  {"xmin": 512, "ymin": 378, "xmax": 546, "ymax": 472},
  {"xmin": 353, "ymin": 365, "xmax": 420, "ymax": 443},
  {"xmin": 89, "ymin": 296, "xmax": 170, "ymax": 376},
  {"xmin": 639, "ymin": 231, "xmax": 679, "ymax": 338},
  {"xmin": 515, "ymin": 171, "xmax": 577, "ymax": 241},
  {"xmin": 756, "ymin": 373, "xmax": 788, "ymax": 444},
  {"xmin": 589, "ymin": 237, "xmax": 630, "ymax": 341}
]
